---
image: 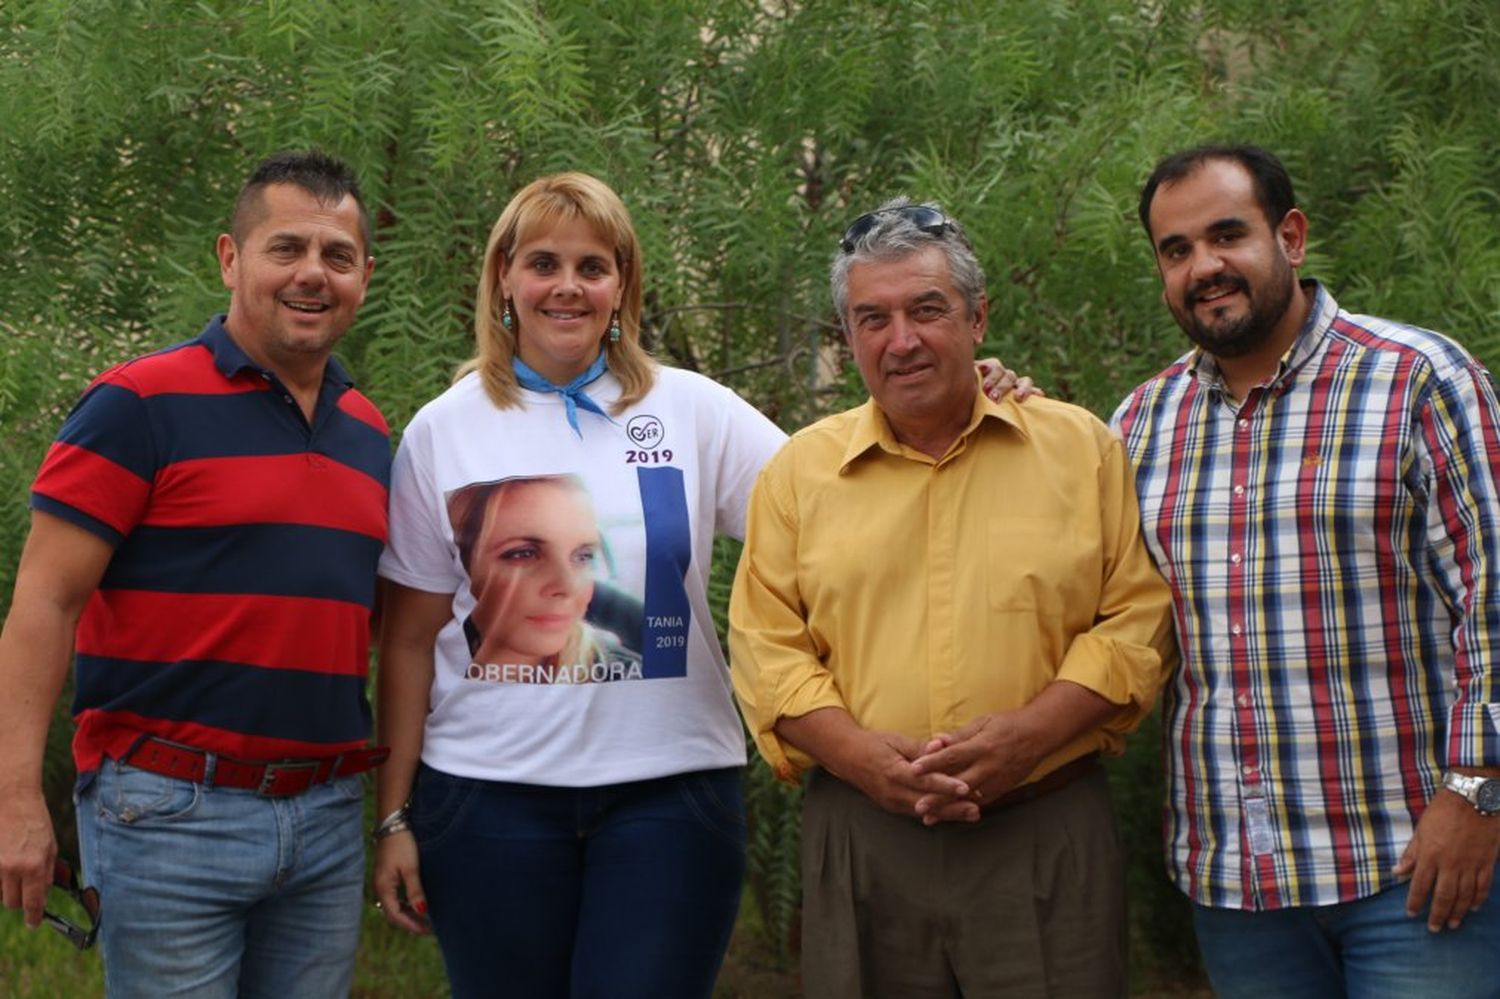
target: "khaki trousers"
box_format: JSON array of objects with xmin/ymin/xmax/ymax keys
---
[{"xmin": 800, "ymin": 766, "xmax": 1127, "ymax": 998}]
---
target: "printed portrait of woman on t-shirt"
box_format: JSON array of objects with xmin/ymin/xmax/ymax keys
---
[{"xmin": 447, "ymin": 474, "xmax": 642, "ymax": 684}]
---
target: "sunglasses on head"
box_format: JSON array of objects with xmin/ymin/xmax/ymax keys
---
[
  {"xmin": 838, "ymin": 205, "xmax": 960, "ymax": 253},
  {"xmin": 43, "ymin": 857, "xmax": 100, "ymax": 950}
]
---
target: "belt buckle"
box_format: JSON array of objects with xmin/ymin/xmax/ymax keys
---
[{"xmin": 257, "ymin": 760, "xmax": 322, "ymax": 797}]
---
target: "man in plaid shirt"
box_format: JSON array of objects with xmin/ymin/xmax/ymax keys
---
[{"xmin": 1112, "ymin": 144, "xmax": 1500, "ymax": 997}]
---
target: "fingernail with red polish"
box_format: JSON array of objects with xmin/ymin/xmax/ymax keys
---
[{"xmin": 415, "ymin": 900, "xmax": 428, "ymax": 915}]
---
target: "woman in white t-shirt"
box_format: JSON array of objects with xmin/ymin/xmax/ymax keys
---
[{"xmin": 369, "ymin": 172, "xmax": 787, "ymax": 999}]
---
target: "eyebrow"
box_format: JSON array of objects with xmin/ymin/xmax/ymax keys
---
[
  {"xmin": 521, "ymin": 248, "xmax": 609, "ymax": 263},
  {"xmin": 266, "ymin": 230, "xmax": 361, "ymax": 253},
  {"xmin": 1155, "ymin": 216, "xmax": 1250, "ymax": 256},
  {"xmin": 1208, "ymin": 216, "xmax": 1251, "ymax": 235},
  {"xmin": 496, "ymin": 534, "xmax": 547, "ymax": 546},
  {"xmin": 850, "ymin": 288, "xmax": 949, "ymax": 317}
]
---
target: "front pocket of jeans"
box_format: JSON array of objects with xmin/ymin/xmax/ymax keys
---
[
  {"xmin": 678, "ymin": 771, "xmax": 747, "ymax": 846},
  {"xmin": 409, "ymin": 766, "xmax": 480, "ymax": 848},
  {"xmin": 332, "ymin": 773, "xmax": 368, "ymax": 803},
  {"xmin": 100, "ymin": 762, "xmax": 201, "ymax": 824}
]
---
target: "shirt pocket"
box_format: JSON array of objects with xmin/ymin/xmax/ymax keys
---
[{"xmin": 987, "ymin": 516, "xmax": 1094, "ymax": 616}]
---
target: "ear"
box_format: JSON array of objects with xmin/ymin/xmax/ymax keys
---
[
  {"xmin": 969, "ymin": 294, "xmax": 989, "ymax": 345},
  {"xmin": 216, "ymin": 234, "xmax": 238, "ymax": 290},
  {"xmin": 1277, "ymin": 208, "xmax": 1308, "ymax": 268},
  {"xmin": 496, "ymin": 253, "xmax": 514, "ymax": 300}
]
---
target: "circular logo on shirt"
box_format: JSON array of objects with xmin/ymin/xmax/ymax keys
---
[{"xmin": 626, "ymin": 415, "xmax": 665, "ymax": 447}]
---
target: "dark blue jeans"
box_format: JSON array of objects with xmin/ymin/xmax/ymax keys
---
[{"xmin": 411, "ymin": 762, "xmax": 746, "ymax": 999}]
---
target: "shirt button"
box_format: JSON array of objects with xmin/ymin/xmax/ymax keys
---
[
  {"xmin": 1231, "ymin": 623, "xmax": 1243, "ymax": 636},
  {"xmin": 1237, "ymin": 693, "xmax": 1252, "ymax": 708},
  {"xmin": 1241, "ymin": 765, "xmax": 1257, "ymax": 777},
  {"xmin": 1230, "ymin": 552, "xmax": 1242, "ymax": 565},
  {"xmin": 1233, "ymin": 484, "xmax": 1246, "ymax": 496},
  {"xmin": 1237, "ymin": 419, "xmax": 1250, "ymax": 431}
]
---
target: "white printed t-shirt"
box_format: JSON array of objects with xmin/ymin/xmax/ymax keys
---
[{"xmin": 379, "ymin": 366, "xmax": 787, "ymax": 787}]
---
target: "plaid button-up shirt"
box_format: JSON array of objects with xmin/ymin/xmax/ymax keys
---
[{"xmin": 1112, "ymin": 282, "xmax": 1500, "ymax": 910}]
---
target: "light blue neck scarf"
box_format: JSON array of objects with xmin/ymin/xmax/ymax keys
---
[{"xmin": 511, "ymin": 352, "xmax": 612, "ymax": 439}]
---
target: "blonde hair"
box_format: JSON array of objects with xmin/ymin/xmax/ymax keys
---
[
  {"xmin": 554, "ymin": 620, "xmax": 606, "ymax": 669},
  {"xmin": 459, "ymin": 172, "xmax": 655, "ymax": 411}
]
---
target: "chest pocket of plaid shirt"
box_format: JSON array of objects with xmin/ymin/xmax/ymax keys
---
[{"xmin": 987, "ymin": 516, "xmax": 1093, "ymax": 614}]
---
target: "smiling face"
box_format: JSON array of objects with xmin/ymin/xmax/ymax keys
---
[
  {"xmin": 1147, "ymin": 158, "xmax": 1307, "ymax": 362},
  {"xmin": 466, "ymin": 478, "xmax": 599, "ymax": 666},
  {"xmin": 844, "ymin": 245, "xmax": 986, "ymax": 453},
  {"xmin": 499, "ymin": 218, "xmax": 623, "ymax": 384},
  {"xmin": 216, "ymin": 183, "xmax": 373, "ymax": 375}
]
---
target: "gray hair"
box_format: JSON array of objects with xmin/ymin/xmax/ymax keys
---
[{"xmin": 830, "ymin": 196, "xmax": 986, "ymax": 330}]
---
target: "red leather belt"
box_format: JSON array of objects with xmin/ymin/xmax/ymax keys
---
[
  {"xmin": 122, "ymin": 737, "xmax": 389, "ymax": 798},
  {"xmin": 983, "ymin": 752, "xmax": 1100, "ymax": 812}
]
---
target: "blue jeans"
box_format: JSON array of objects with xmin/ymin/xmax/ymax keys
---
[
  {"xmin": 412, "ymin": 763, "xmax": 746, "ymax": 999},
  {"xmin": 1192, "ymin": 872, "xmax": 1500, "ymax": 999},
  {"xmin": 75, "ymin": 758, "xmax": 366, "ymax": 999}
]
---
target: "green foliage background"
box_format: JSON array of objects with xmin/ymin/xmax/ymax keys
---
[{"xmin": 3, "ymin": 0, "xmax": 1498, "ymax": 993}]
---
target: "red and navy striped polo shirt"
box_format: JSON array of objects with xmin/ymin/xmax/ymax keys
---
[{"xmin": 31, "ymin": 316, "xmax": 390, "ymax": 771}]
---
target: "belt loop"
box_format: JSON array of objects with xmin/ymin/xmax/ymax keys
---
[
  {"xmin": 122, "ymin": 732, "xmax": 151, "ymax": 761},
  {"xmin": 202, "ymin": 753, "xmax": 218, "ymax": 790}
]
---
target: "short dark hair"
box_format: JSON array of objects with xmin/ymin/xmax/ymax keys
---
[
  {"xmin": 1137, "ymin": 144, "xmax": 1296, "ymax": 238},
  {"xmin": 230, "ymin": 150, "xmax": 371, "ymax": 251}
]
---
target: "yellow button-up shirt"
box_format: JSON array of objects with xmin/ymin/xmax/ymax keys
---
[{"xmin": 729, "ymin": 389, "xmax": 1176, "ymax": 783}]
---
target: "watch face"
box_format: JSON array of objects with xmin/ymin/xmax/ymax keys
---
[{"xmin": 1477, "ymin": 780, "xmax": 1500, "ymax": 815}]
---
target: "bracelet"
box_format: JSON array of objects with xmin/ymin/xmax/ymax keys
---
[{"xmin": 373, "ymin": 804, "xmax": 411, "ymax": 841}]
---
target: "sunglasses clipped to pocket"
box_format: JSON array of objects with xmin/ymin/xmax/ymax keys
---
[{"xmin": 43, "ymin": 857, "xmax": 100, "ymax": 950}]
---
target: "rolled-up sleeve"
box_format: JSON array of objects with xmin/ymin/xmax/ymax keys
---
[
  {"xmin": 1055, "ymin": 424, "xmax": 1178, "ymax": 743},
  {"xmin": 729, "ymin": 449, "xmax": 847, "ymax": 783}
]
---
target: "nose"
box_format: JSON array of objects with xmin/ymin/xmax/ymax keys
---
[
  {"xmin": 540, "ymin": 556, "xmax": 588, "ymax": 599},
  {"xmin": 887, "ymin": 312, "xmax": 922, "ymax": 353},
  {"xmin": 292, "ymin": 249, "xmax": 328, "ymax": 288},
  {"xmin": 552, "ymin": 265, "xmax": 583, "ymax": 296},
  {"xmin": 1187, "ymin": 242, "xmax": 1225, "ymax": 282}
]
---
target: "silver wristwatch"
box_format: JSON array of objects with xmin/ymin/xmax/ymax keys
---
[{"xmin": 1441, "ymin": 772, "xmax": 1500, "ymax": 816}]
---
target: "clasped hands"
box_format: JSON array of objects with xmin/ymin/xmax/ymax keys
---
[{"xmin": 848, "ymin": 712, "xmax": 1043, "ymax": 826}]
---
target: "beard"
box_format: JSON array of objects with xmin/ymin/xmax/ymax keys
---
[{"xmin": 1172, "ymin": 253, "xmax": 1296, "ymax": 359}]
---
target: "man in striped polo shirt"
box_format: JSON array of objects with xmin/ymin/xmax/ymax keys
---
[
  {"xmin": 0, "ymin": 151, "xmax": 389, "ymax": 996},
  {"xmin": 1114, "ymin": 145, "xmax": 1500, "ymax": 996}
]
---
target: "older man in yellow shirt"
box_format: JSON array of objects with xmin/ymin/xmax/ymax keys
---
[{"xmin": 729, "ymin": 199, "xmax": 1176, "ymax": 998}]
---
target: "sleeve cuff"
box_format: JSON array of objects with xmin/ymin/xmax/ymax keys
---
[
  {"xmin": 1056, "ymin": 632, "xmax": 1162, "ymax": 733},
  {"xmin": 1446, "ymin": 702, "xmax": 1500, "ymax": 768},
  {"xmin": 30, "ymin": 493, "xmax": 125, "ymax": 547},
  {"xmin": 1056, "ymin": 633, "xmax": 1139, "ymax": 703},
  {"xmin": 753, "ymin": 674, "xmax": 849, "ymax": 784}
]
